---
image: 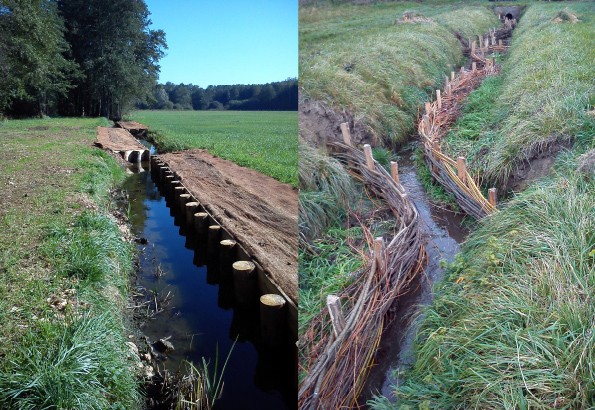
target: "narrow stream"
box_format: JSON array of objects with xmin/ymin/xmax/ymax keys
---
[
  {"xmin": 121, "ymin": 147, "xmax": 296, "ymax": 409},
  {"xmin": 361, "ymin": 145, "xmax": 468, "ymax": 403}
]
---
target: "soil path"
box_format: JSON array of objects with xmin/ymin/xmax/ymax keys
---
[
  {"xmin": 96, "ymin": 126, "xmax": 148, "ymax": 152},
  {"xmin": 160, "ymin": 149, "xmax": 298, "ymax": 304}
]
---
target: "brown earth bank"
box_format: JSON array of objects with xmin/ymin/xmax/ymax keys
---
[
  {"xmin": 160, "ymin": 149, "xmax": 299, "ymax": 304},
  {"xmin": 95, "ymin": 126, "xmax": 148, "ymax": 152}
]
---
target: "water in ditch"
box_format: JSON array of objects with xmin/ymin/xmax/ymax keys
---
[
  {"xmin": 360, "ymin": 145, "xmax": 468, "ymax": 403},
  {"xmin": 121, "ymin": 159, "xmax": 296, "ymax": 409}
]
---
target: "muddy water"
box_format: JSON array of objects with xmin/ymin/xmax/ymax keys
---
[
  {"xmin": 122, "ymin": 159, "xmax": 296, "ymax": 409},
  {"xmin": 360, "ymin": 146, "xmax": 467, "ymax": 403}
]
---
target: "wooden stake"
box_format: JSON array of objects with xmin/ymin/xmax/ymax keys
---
[
  {"xmin": 444, "ymin": 75, "xmax": 449, "ymax": 91},
  {"xmin": 340, "ymin": 122, "xmax": 352, "ymax": 146},
  {"xmin": 193, "ymin": 212, "xmax": 209, "ymax": 238},
  {"xmin": 326, "ymin": 295, "xmax": 345, "ymax": 338},
  {"xmin": 363, "ymin": 144, "xmax": 374, "ymax": 171},
  {"xmin": 498, "ymin": 39, "xmax": 503, "ymax": 47},
  {"xmin": 185, "ymin": 201, "xmax": 199, "ymax": 225},
  {"xmin": 451, "ymin": 71, "xmax": 455, "ymax": 82},
  {"xmin": 456, "ymin": 156, "xmax": 467, "ymax": 184},
  {"xmin": 232, "ymin": 260, "xmax": 257, "ymax": 307},
  {"xmin": 219, "ymin": 239, "xmax": 237, "ymax": 276},
  {"xmin": 423, "ymin": 114, "xmax": 430, "ymax": 134},
  {"xmin": 471, "ymin": 41, "xmax": 476, "ymax": 53},
  {"xmin": 488, "ymin": 188, "xmax": 497, "ymax": 207},
  {"xmin": 390, "ymin": 161, "xmax": 399, "ymax": 184},
  {"xmin": 425, "ymin": 102, "xmax": 431, "ymax": 115},
  {"xmin": 173, "ymin": 185, "xmax": 185, "ymax": 202},
  {"xmin": 472, "ymin": 62, "xmax": 477, "ymax": 72},
  {"xmin": 260, "ymin": 294, "xmax": 286, "ymax": 346},
  {"xmin": 446, "ymin": 84, "xmax": 452, "ymax": 96},
  {"xmin": 374, "ymin": 237, "xmax": 385, "ymax": 269},
  {"xmin": 436, "ymin": 90, "xmax": 442, "ymax": 110},
  {"xmin": 207, "ymin": 225, "xmax": 221, "ymax": 253},
  {"xmin": 178, "ymin": 193, "xmax": 191, "ymax": 213}
]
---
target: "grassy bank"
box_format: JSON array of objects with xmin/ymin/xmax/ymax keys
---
[
  {"xmin": 130, "ymin": 110, "xmax": 298, "ymax": 187},
  {"xmin": 443, "ymin": 2, "xmax": 595, "ymax": 186},
  {"xmin": 300, "ymin": 1, "xmax": 499, "ymax": 146},
  {"xmin": 0, "ymin": 118, "xmax": 141, "ymax": 408},
  {"xmin": 370, "ymin": 3, "xmax": 595, "ymax": 409}
]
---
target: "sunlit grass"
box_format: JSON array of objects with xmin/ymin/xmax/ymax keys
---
[{"xmin": 130, "ymin": 110, "xmax": 298, "ymax": 187}]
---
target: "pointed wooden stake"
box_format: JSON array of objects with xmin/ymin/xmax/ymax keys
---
[
  {"xmin": 340, "ymin": 122, "xmax": 352, "ymax": 146},
  {"xmin": 456, "ymin": 156, "xmax": 467, "ymax": 184},
  {"xmin": 363, "ymin": 144, "xmax": 374, "ymax": 170},
  {"xmin": 326, "ymin": 295, "xmax": 345, "ymax": 338},
  {"xmin": 374, "ymin": 237, "xmax": 385, "ymax": 269},
  {"xmin": 390, "ymin": 161, "xmax": 399, "ymax": 184},
  {"xmin": 488, "ymin": 188, "xmax": 497, "ymax": 207},
  {"xmin": 436, "ymin": 90, "xmax": 442, "ymax": 110}
]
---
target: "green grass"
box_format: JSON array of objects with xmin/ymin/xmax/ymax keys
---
[
  {"xmin": 130, "ymin": 110, "xmax": 298, "ymax": 187},
  {"xmin": 372, "ymin": 151, "xmax": 595, "ymax": 409},
  {"xmin": 300, "ymin": 2, "xmax": 499, "ymax": 146},
  {"xmin": 444, "ymin": 2, "xmax": 595, "ymax": 186},
  {"xmin": 0, "ymin": 117, "xmax": 141, "ymax": 408}
]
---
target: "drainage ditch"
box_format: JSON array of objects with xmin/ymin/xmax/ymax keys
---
[{"xmin": 121, "ymin": 144, "xmax": 296, "ymax": 409}]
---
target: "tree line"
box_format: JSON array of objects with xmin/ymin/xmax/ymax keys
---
[
  {"xmin": 0, "ymin": 0, "xmax": 166, "ymax": 119},
  {"xmin": 137, "ymin": 79, "xmax": 298, "ymax": 111}
]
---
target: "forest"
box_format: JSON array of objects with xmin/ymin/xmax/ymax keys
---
[{"xmin": 137, "ymin": 79, "xmax": 298, "ymax": 111}]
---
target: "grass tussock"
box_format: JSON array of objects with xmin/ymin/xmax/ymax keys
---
[
  {"xmin": 299, "ymin": 141, "xmax": 355, "ymax": 242},
  {"xmin": 300, "ymin": 2, "xmax": 499, "ymax": 146},
  {"xmin": 371, "ymin": 149, "xmax": 595, "ymax": 408}
]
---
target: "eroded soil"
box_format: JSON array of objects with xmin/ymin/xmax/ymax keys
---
[{"xmin": 160, "ymin": 149, "xmax": 298, "ymax": 305}]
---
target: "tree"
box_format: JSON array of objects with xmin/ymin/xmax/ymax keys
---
[
  {"xmin": 57, "ymin": 0, "xmax": 167, "ymax": 119},
  {"xmin": 0, "ymin": 0, "xmax": 78, "ymax": 117}
]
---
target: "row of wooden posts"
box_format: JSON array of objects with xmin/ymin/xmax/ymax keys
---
[{"xmin": 150, "ymin": 156, "xmax": 288, "ymax": 346}]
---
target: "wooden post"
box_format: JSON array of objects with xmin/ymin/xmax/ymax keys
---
[
  {"xmin": 340, "ymin": 122, "xmax": 352, "ymax": 146},
  {"xmin": 185, "ymin": 202, "xmax": 199, "ymax": 225},
  {"xmin": 488, "ymin": 188, "xmax": 497, "ymax": 207},
  {"xmin": 471, "ymin": 40, "xmax": 476, "ymax": 54},
  {"xmin": 363, "ymin": 144, "xmax": 374, "ymax": 171},
  {"xmin": 207, "ymin": 225, "xmax": 221, "ymax": 253},
  {"xmin": 178, "ymin": 193, "xmax": 191, "ymax": 213},
  {"xmin": 326, "ymin": 295, "xmax": 345, "ymax": 338},
  {"xmin": 446, "ymin": 84, "xmax": 452, "ymax": 96},
  {"xmin": 425, "ymin": 102, "xmax": 431, "ymax": 115},
  {"xmin": 232, "ymin": 260, "xmax": 257, "ymax": 307},
  {"xmin": 436, "ymin": 90, "xmax": 442, "ymax": 110},
  {"xmin": 451, "ymin": 71, "xmax": 455, "ymax": 82},
  {"xmin": 219, "ymin": 239, "xmax": 237, "ymax": 277},
  {"xmin": 193, "ymin": 212, "xmax": 209, "ymax": 238},
  {"xmin": 456, "ymin": 156, "xmax": 467, "ymax": 184},
  {"xmin": 472, "ymin": 62, "xmax": 477, "ymax": 72},
  {"xmin": 173, "ymin": 185, "xmax": 185, "ymax": 202},
  {"xmin": 423, "ymin": 114, "xmax": 430, "ymax": 134},
  {"xmin": 498, "ymin": 39, "xmax": 503, "ymax": 47},
  {"xmin": 260, "ymin": 294, "xmax": 286, "ymax": 346},
  {"xmin": 444, "ymin": 75, "xmax": 449, "ymax": 91},
  {"xmin": 390, "ymin": 161, "xmax": 399, "ymax": 184},
  {"xmin": 374, "ymin": 237, "xmax": 385, "ymax": 269}
]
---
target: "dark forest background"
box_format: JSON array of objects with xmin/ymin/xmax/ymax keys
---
[
  {"xmin": 138, "ymin": 79, "xmax": 298, "ymax": 111},
  {"xmin": 0, "ymin": 0, "xmax": 297, "ymax": 119}
]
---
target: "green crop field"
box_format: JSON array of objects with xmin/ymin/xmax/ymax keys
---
[{"xmin": 130, "ymin": 110, "xmax": 298, "ymax": 187}]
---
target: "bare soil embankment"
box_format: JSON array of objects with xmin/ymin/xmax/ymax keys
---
[{"xmin": 161, "ymin": 149, "xmax": 298, "ymax": 305}]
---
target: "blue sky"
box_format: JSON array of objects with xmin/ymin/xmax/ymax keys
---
[{"xmin": 144, "ymin": 1, "xmax": 297, "ymax": 87}]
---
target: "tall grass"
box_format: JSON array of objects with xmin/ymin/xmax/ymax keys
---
[
  {"xmin": 300, "ymin": 3, "xmax": 499, "ymax": 146},
  {"xmin": 371, "ymin": 150, "xmax": 595, "ymax": 409},
  {"xmin": 299, "ymin": 141, "xmax": 355, "ymax": 241},
  {"xmin": 0, "ymin": 313, "xmax": 139, "ymax": 410}
]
